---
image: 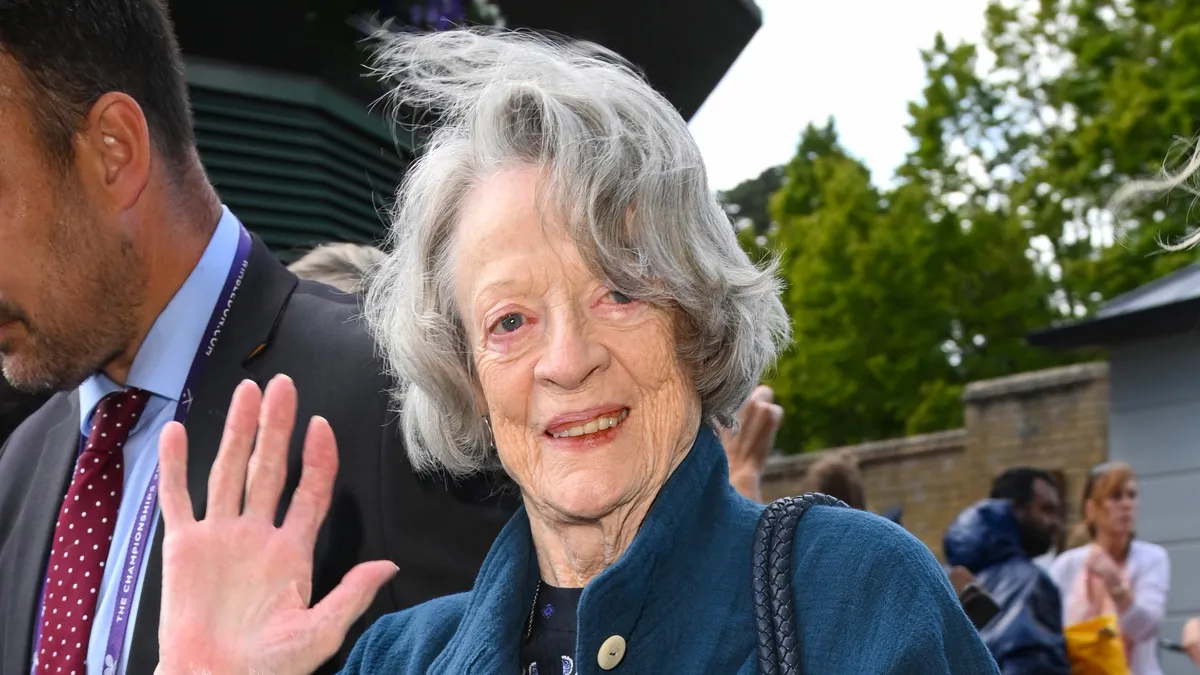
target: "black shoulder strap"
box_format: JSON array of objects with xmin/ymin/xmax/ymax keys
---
[{"xmin": 752, "ymin": 493, "xmax": 848, "ymax": 675}]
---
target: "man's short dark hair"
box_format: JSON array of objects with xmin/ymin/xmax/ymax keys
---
[
  {"xmin": 990, "ymin": 467, "xmax": 1057, "ymax": 509},
  {"xmin": 0, "ymin": 0, "xmax": 194, "ymax": 172}
]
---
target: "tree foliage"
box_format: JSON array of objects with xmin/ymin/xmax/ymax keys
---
[
  {"xmin": 912, "ymin": 0, "xmax": 1200, "ymax": 317},
  {"xmin": 749, "ymin": 0, "xmax": 1200, "ymax": 452},
  {"xmin": 719, "ymin": 165, "xmax": 786, "ymax": 235},
  {"xmin": 763, "ymin": 122, "xmax": 1060, "ymax": 452}
]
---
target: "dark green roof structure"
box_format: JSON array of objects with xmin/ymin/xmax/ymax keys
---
[
  {"xmin": 174, "ymin": 0, "xmax": 761, "ymax": 257},
  {"xmin": 188, "ymin": 60, "xmax": 412, "ymax": 261}
]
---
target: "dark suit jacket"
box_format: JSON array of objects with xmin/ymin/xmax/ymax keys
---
[
  {"xmin": 0, "ymin": 377, "xmax": 49, "ymax": 447},
  {"xmin": 0, "ymin": 237, "xmax": 515, "ymax": 675}
]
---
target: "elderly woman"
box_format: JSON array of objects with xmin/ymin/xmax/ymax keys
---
[
  {"xmin": 151, "ymin": 29, "xmax": 996, "ymax": 674},
  {"xmin": 1051, "ymin": 462, "xmax": 1170, "ymax": 675}
]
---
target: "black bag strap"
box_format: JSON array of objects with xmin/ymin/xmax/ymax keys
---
[{"xmin": 752, "ymin": 493, "xmax": 849, "ymax": 675}]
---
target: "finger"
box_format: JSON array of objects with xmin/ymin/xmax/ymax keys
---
[
  {"xmin": 158, "ymin": 422, "xmax": 196, "ymax": 528},
  {"xmin": 738, "ymin": 401, "xmax": 771, "ymax": 449},
  {"xmin": 243, "ymin": 375, "xmax": 299, "ymax": 522},
  {"xmin": 282, "ymin": 416, "xmax": 339, "ymax": 547},
  {"xmin": 737, "ymin": 386, "xmax": 773, "ymax": 429},
  {"xmin": 309, "ymin": 561, "xmax": 399, "ymax": 658},
  {"xmin": 206, "ymin": 380, "xmax": 262, "ymax": 519},
  {"xmin": 748, "ymin": 404, "xmax": 783, "ymax": 462},
  {"xmin": 749, "ymin": 385, "xmax": 774, "ymax": 405},
  {"xmin": 763, "ymin": 404, "xmax": 784, "ymax": 441}
]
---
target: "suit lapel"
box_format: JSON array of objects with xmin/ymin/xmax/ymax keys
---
[
  {"xmin": 127, "ymin": 236, "xmax": 298, "ymax": 674},
  {"xmin": 0, "ymin": 393, "xmax": 80, "ymax": 675},
  {"xmin": 184, "ymin": 235, "xmax": 298, "ymax": 521}
]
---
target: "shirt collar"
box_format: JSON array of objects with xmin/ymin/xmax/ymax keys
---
[{"xmin": 78, "ymin": 206, "xmax": 243, "ymax": 433}]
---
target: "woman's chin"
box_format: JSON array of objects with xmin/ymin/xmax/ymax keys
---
[
  {"xmin": 546, "ymin": 494, "xmax": 624, "ymax": 522},
  {"xmin": 537, "ymin": 476, "xmax": 638, "ymax": 523}
]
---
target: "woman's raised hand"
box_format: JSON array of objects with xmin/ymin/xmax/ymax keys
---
[
  {"xmin": 155, "ymin": 375, "xmax": 398, "ymax": 674},
  {"xmin": 720, "ymin": 385, "xmax": 783, "ymax": 503},
  {"xmin": 1084, "ymin": 546, "xmax": 1123, "ymax": 588}
]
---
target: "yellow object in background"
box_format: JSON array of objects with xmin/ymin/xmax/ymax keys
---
[{"xmin": 1064, "ymin": 614, "xmax": 1129, "ymax": 675}]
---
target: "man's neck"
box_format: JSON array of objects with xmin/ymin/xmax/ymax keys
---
[{"xmin": 102, "ymin": 187, "xmax": 223, "ymax": 385}]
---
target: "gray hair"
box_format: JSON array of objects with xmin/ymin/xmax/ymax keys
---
[
  {"xmin": 288, "ymin": 243, "xmax": 386, "ymax": 294},
  {"xmin": 363, "ymin": 29, "xmax": 790, "ymax": 477},
  {"xmin": 1109, "ymin": 137, "xmax": 1200, "ymax": 250}
]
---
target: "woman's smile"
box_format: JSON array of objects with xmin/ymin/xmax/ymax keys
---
[{"xmin": 543, "ymin": 406, "xmax": 630, "ymax": 446}]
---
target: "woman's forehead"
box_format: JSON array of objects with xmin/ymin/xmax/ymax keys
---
[{"xmin": 454, "ymin": 170, "xmax": 590, "ymax": 282}]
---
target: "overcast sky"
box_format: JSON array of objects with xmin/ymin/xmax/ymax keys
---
[{"xmin": 688, "ymin": 0, "xmax": 991, "ymax": 192}]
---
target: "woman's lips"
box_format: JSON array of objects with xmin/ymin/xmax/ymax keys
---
[
  {"xmin": 546, "ymin": 408, "xmax": 629, "ymax": 439},
  {"xmin": 543, "ymin": 405, "xmax": 629, "ymax": 437}
]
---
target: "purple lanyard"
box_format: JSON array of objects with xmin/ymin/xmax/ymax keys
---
[{"xmin": 30, "ymin": 225, "xmax": 253, "ymax": 674}]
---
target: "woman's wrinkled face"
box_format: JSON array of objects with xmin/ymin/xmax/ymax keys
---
[{"xmin": 452, "ymin": 167, "xmax": 701, "ymax": 522}]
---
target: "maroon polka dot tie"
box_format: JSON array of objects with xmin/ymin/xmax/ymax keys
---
[{"xmin": 35, "ymin": 388, "xmax": 149, "ymax": 674}]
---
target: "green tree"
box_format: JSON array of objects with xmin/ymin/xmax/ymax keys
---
[
  {"xmin": 765, "ymin": 120, "xmax": 1059, "ymax": 452},
  {"xmin": 741, "ymin": 0, "xmax": 1200, "ymax": 453},
  {"xmin": 911, "ymin": 0, "xmax": 1200, "ymax": 317},
  {"xmin": 719, "ymin": 165, "xmax": 785, "ymax": 235}
]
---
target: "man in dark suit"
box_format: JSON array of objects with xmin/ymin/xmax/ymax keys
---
[{"xmin": 0, "ymin": 2, "xmax": 512, "ymax": 674}]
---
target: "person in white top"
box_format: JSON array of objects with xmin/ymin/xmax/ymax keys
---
[{"xmin": 1050, "ymin": 462, "xmax": 1170, "ymax": 675}]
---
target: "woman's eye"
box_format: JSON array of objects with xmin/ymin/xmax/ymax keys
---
[
  {"xmin": 608, "ymin": 290, "xmax": 634, "ymax": 304},
  {"xmin": 493, "ymin": 313, "xmax": 525, "ymax": 334}
]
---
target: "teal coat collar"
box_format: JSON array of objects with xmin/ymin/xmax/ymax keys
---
[{"xmin": 431, "ymin": 425, "xmax": 741, "ymax": 672}]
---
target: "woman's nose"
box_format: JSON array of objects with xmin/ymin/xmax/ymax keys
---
[{"xmin": 534, "ymin": 314, "xmax": 609, "ymax": 390}]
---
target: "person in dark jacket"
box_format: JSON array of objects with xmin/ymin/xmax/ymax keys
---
[{"xmin": 945, "ymin": 467, "xmax": 1070, "ymax": 675}]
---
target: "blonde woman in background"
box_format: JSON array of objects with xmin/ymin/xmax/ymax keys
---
[{"xmin": 1050, "ymin": 463, "xmax": 1170, "ymax": 675}]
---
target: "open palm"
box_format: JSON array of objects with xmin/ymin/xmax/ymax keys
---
[{"xmin": 155, "ymin": 376, "xmax": 398, "ymax": 674}]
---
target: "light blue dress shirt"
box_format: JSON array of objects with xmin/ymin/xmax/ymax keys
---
[{"xmin": 71, "ymin": 207, "xmax": 241, "ymax": 675}]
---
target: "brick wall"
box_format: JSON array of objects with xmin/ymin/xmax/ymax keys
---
[{"xmin": 760, "ymin": 362, "xmax": 1110, "ymax": 557}]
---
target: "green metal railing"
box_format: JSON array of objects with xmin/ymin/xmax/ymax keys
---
[{"xmin": 186, "ymin": 59, "xmax": 413, "ymax": 261}]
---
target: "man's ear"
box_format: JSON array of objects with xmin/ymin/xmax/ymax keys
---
[{"xmin": 73, "ymin": 92, "xmax": 152, "ymax": 211}]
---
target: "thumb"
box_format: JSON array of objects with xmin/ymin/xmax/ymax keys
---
[{"xmin": 309, "ymin": 560, "xmax": 399, "ymax": 656}]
